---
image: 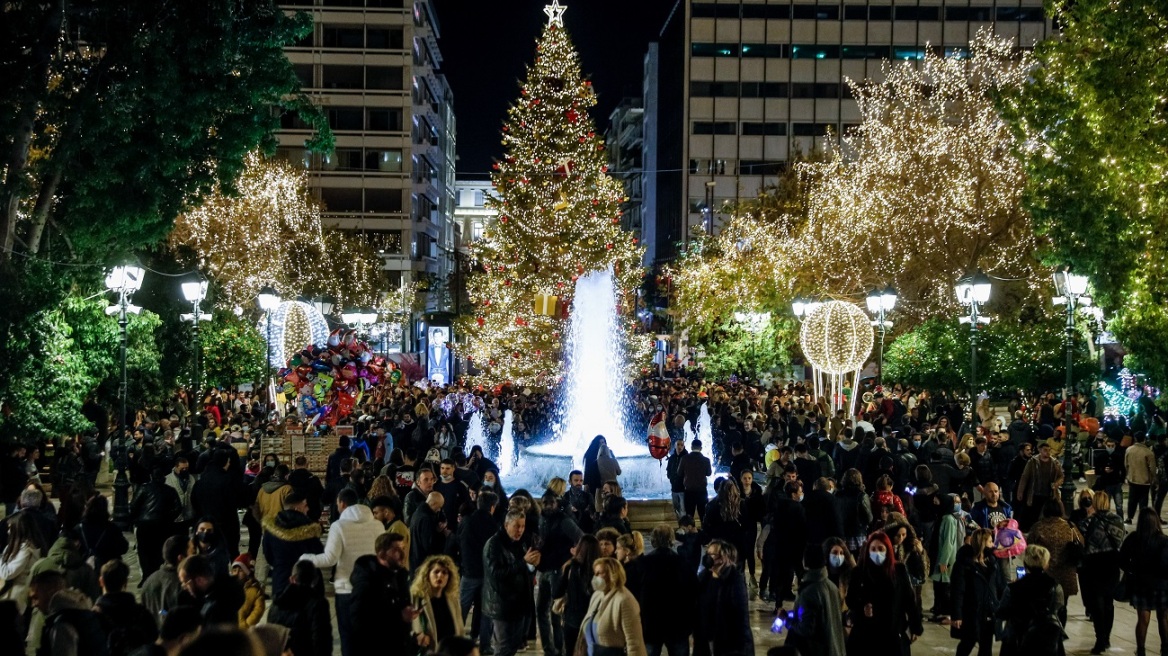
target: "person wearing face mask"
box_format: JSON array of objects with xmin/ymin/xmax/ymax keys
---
[
  {"xmin": 577, "ymin": 557, "xmax": 647, "ymax": 656},
  {"xmin": 1094, "ymin": 437, "xmax": 1125, "ymax": 511},
  {"xmin": 785, "ymin": 544, "xmax": 846, "ymax": 656},
  {"xmin": 433, "ymin": 459, "xmax": 472, "ymax": 526},
  {"xmin": 695, "ymin": 539, "xmax": 753, "ymax": 656},
  {"xmin": 165, "ymin": 456, "xmax": 196, "ymax": 525},
  {"xmin": 189, "ymin": 517, "xmax": 232, "ymax": 580},
  {"xmin": 846, "ymin": 531, "xmax": 923, "ymax": 656},
  {"xmin": 822, "ymin": 537, "xmax": 856, "ymax": 609},
  {"xmin": 930, "ymin": 494, "xmax": 966, "ymax": 624}
]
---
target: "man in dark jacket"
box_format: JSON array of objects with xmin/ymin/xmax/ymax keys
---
[
  {"xmin": 641, "ymin": 524, "xmax": 698, "ymax": 656},
  {"xmin": 407, "ymin": 491, "xmax": 447, "ymax": 572},
  {"xmin": 665, "ymin": 441, "xmax": 688, "ymax": 519},
  {"xmin": 350, "ymin": 533, "xmax": 416, "ymax": 654},
  {"xmin": 802, "ymin": 477, "xmax": 843, "ymax": 547},
  {"xmin": 191, "ymin": 450, "xmax": 243, "ymax": 557},
  {"xmin": 766, "ymin": 480, "xmax": 808, "ymax": 607},
  {"xmin": 177, "ymin": 554, "xmax": 245, "ymax": 627},
  {"xmin": 325, "ymin": 436, "xmax": 351, "ymax": 488},
  {"xmin": 263, "ymin": 492, "xmax": 324, "ymax": 600},
  {"xmin": 434, "ymin": 459, "xmax": 472, "ymax": 525},
  {"xmin": 536, "ymin": 491, "xmax": 584, "ymax": 656},
  {"xmin": 267, "ymin": 560, "xmax": 333, "ymax": 656},
  {"xmin": 484, "ymin": 510, "xmax": 541, "ymax": 656},
  {"xmin": 681, "ymin": 439, "xmax": 713, "ymax": 519},
  {"xmin": 130, "ymin": 467, "xmax": 185, "ymax": 580},
  {"xmin": 30, "ymin": 570, "xmax": 109, "ymax": 656},
  {"xmin": 94, "ymin": 559, "xmax": 158, "ymax": 655},
  {"xmin": 458, "ymin": 492, "xmax": 498, "ymax": 646},
  {"xmin": 287, "ymin": 456, "xmax": 325, "ymax": 523}
]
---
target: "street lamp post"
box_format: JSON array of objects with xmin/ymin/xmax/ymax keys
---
[
  {"xmin": 1053, "ymin": 268, "xmax": 1091, "ymax": 511},
  {"xmin": 955, "ymin": 271, "xmax": 992, "ymax": 424},
  {"xmin": 105, "ymin": 261, "xmax": 145, "ymax": 528},
  {"xmin": 866, "ymin": 285, "xmax": 898, "ymax": 386},
  {"xmin": 181, "ymin": 274, "xmax": 210, "ymax": 413},
  {"xmin": 257, "ymin": 286, "xmax": 281, "ymax": 390}
]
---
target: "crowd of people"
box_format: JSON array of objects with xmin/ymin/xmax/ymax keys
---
[{"xmin": 0, "ymin": 375, "xmax": 1167, "ymax": 656}]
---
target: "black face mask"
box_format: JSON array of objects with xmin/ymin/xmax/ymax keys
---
[
  {"xmin": 196, "ymin": 531, "xmax": 213, "ymax": 544},
  {"xmin": 177, "ymin": 470, "xmax": 190, "ymax": 480}
]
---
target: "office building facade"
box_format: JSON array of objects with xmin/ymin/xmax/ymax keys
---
[
  {"xmin": 276, "ymin": 0, "xmax": 456, "ymax": 310},
  {"xmin": 643, "ymin": 0, "xmax": 1053, "ymax": 265}
]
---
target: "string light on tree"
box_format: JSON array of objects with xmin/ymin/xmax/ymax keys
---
[{"xmin": 459, "ymin": 2, "xmax": 647, "ymax": 386}]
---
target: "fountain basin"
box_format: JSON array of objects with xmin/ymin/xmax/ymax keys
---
[{"xmin": 507, "ymin": 442, "xmax": 672, "ymax": 500}]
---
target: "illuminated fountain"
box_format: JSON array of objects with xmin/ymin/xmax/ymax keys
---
[{"xmin": 511, "ymin": 268, "xmax": 669, "ymax": 498}]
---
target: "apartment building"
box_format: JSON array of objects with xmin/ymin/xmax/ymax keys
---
[
  {"xmin": 275, "ymin": 0, "xmax": 456, "ymax": 318},
  {"xmin": 643, "ymin": 0, "xmax": 1054, "ymax": 265},
  {"xmin": 605, "ymin": 98, "xmax": 648, "ymax": 266}
]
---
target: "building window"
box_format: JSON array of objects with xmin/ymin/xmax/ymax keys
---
[
  {"xmin": 690, "ymin": 81, "xmax": 741, "ymax": 97},
  {"xmin": 741, "ymin": 4, "xmax": 790, "ymax": 19},
  {"xmin": 322, "ymin": 25, "xmax": 365, "ymax": 48},
  {"xmin": 691, "ymin": 43, "xmax": 739, "ymax": 57},
  {"xmin": 292, "ymin": 64, "xmax": 314, "ymax": 88},
  {"xmin": 789, "ymin": 83, "xmax": 840, "ymax": 99},
  {"xmin": 320, "ymin": 187, "xmax": 363, "ymax": 212},
  {"xmin": 691, "ymin": 3, "xmax": 740, "ymax": 18},
  {"xmin": 367, "ymin": 150, "xmax": 403, "ymax": 172},
  {"xmin": 366, "ymin": 66, "xmax": 404, "ymax": 90},
  {"xmin": 893, "ymin": 6, "xmax": 940, "ymax": 21},
  {"xmin": 998, "ymin": 7, "xmax": 1044, "ymax": 21},
  {"xmin": 792, "ymin": 123, "xmax": 833, "ymax": 136},
  {"xmin": 790, "ymin": 44, "xmax": 839, "ymax": 59},
  {"xmin": 367, "ymin": 108, "xmax": 404, "ymax": 132},
  {"xmin": 366, "ymin": 27, "xmax": 405, "ymax": 49},
  {"xmin": 474, "ymin": 190, "xmax": 485, "ymax": 206},
  {"xmin": 740, "ymin": 82, "xmax": 789, "ymax": 98},
  {"xmin": 793, "ymin": 4, "xmax": 839, "ymax": 20},
  {"xmin": 368, "ymin": 230, "xmax": 403, "ymax": 255},
  {"xmin": 738, "ymin": 160, "xmax": 787, "ymax": 175},
  {"xmin": 692, "ymin": 121, "xmax": 736, "ymax": 135},
  {"xmin": 327, "ymin": 108, "xmax": 364, "ymax": 131},
  {"xmin": 893, "ymin": 46, "xmax": 927, "ymax": 61},
  {"xmin": 742, "ymin": 122, "xmax": 786, "ymax": 136},
  {"xmin": 366, "ymin": 189, "xmax": 404, "ymax": 213},
  {"xmin": 472, "ymin": 221, "xmax": 484, "ymax": 241},
  {"xmin": 322, "ymin": 64, "xmax": 364, "ymax": 89},
  {"xmin": 841, "ymin": 45, "xmax": 891, "ymax": 59},
  {"xmin": 689, "ymin": 159, "xmax": 730, "ymax": 175},
  {"xmin": 740, "ymin": 44, "xmax": 786, "ymax": 58},
  {"xmin": 946, "ymin": 7, "xmax": 994, "ymax": 21}
]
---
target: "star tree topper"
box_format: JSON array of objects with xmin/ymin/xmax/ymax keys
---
[{"xmin": 544, "ymin": 0, "xmax": 567, "ymax": 27}]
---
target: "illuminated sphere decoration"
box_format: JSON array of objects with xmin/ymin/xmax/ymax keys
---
[
  {"xmin": 799, "ymin": 301, "xmax": 874, "ymax": 375},
  {"xmin": 259, "ymin": 300, "xmax": 331, "ymax": 368}
]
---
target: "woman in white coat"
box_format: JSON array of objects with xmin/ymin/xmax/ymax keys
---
[{"xmin": 577, "ymin": 557, "xmax": 647, "ymax": 656}]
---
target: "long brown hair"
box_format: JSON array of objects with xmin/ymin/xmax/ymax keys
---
[
  {"xmin": 718, "ymin": 479, "xmax": 742, "ymax": 522},
  {"xmin": 2, "ymin": 511, "xmax": 47, "ymax": 561}
]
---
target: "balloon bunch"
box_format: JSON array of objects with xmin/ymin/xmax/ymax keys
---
[{"xmin": 278, "ymin": 328, "xmax": 403, "ymax": 426}]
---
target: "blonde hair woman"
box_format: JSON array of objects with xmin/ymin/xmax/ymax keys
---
[
  {"xmin": 409, "ymin": 555, "xmax": 464, "ymax": 652},
  {"xmin": 578, "ymin": 557, "xmax": 647, "ymax": 656}
]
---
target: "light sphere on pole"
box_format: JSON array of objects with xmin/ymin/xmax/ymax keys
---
[{"xmin": 799, "ymin": 300, "xmax": 874, "ymax": 375}]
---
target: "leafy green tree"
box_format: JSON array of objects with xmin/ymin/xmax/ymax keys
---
[
  {"xmin": 199, "ymin": 313, "xmax": 266, "ymax": 389},
  {"xmin": 696, "ymin": 317, "xmax": 798, "ymax": 382},
  {"xmin": 1002, "ymin": 0, "xmax": 1168, "ymax": 382}
]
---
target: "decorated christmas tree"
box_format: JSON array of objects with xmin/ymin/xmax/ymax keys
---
[{"xmin": 461, "ymin": 1, "xmax": 645, "ymax": 386}]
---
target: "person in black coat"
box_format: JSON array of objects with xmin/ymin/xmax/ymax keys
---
[
  {"xmin": 695, "ymin": 538, "xmax": 754, "ymax": 656},
  {"xmin": 834, "ymin": 469, "xmax": 873, "ymax": 553},
  {"xmin": 640, "ymin": 525, "xmax": 697, "ymax": 656},
  {"xmin": 177, "ymin": 553, "xmax": 245, "ymax": 628},
  {"xmin": 483, "ymin": 511, "xmax": 540, "ymax": 656},
  {"xmin": 803, "ymin": 477, "xmax": 844, "ymax": 547},
  {"xmin": 267, "ymin": 560, "xmax": 333, "ymax": 656},
  {"xmin": 846, "ymin": 531, "xmax": 923, "ymax": 656},
  {"xmin": 582, "ymin": 435, "xmax": 606, "ymax": 493},
  {"xmin": 765, "ymin": 479, "xmax": 808, "ymax": 607},
  {"xmin": 407, "ymin": 492, "xmax": 447, "ymax": 573},
  {"xmin": 262, "ymin": 492, "xmax": 324, "ymax": 601},
  {"xmin": 595, "ymin": 495, "xmax": 632, "ymax": 535},
  {"xmin": 951, "ymin": 528, "xmax": 1007, "ymax": 656},
  {"xmin": 130, "ymin": 467, "xmax": 185, "ymax": 580},
  {"xmin": 350, "ymin": 533, "xmax": 414, "ymax": 654},
  {"xmin": 190, "ymin": 451, "xmax": 244, "ymax": 557},
  {"xmin": 457, "ymin": 492, "xmax": 499, "ymax": 645},
  {"xmin": 287, "ymin": 457, "xmax": 325, "ymax": 523}
]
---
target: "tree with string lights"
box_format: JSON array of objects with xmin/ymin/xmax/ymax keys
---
[
  {"xmin": 670, "ymin": 31, "xmax": 1045, "ymax": 337},
  {"xmin": 460, "ymin": 1, "xmax": 645, "ymax": 386}
]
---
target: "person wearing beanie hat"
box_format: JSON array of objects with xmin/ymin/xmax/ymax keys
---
[{"xmin": 231, "ymin": 554, "xmax": 266, "ymax": 629}]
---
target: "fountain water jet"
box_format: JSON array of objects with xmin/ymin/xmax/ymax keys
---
[{"xmin": 515, "ymin": 267, "xmax": 669, "ymax": 498}]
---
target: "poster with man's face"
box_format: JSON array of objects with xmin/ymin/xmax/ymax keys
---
[{"xmin": 427, "ymin": 326, "xmax": 451, "ymax": 386}]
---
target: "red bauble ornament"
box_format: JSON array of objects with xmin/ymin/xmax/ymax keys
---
[
  {"xmin": 492, "ymin": 162, "xmax": 500, "ymax": 170},
  {"xmin": 507, "ymin": 156, "xmax": 516, "ymax": 163},
  {"xmin": 476, "ymin": 317, "xmax": 485, "ymax": 327},
  {"xmin": 521, "ymin": 88, "xmax": 528, "ymax": 96},
  {"xmin": 591, "ymin": 199, "xmax": 599, "ymax": 206},
  {"xmin": 566, "ymin": 109, "xmax": 579, "ymax": 123},
  {"xmin": 584, "ymin": 80, "xmax": 592, "ymax": 87},
  {"xmin": 500, "ymin": 216, "xmax": 508, "ymax": 223},
  {"xmin": 611, "ymin": 217, "xmax": 619, "ymax": 224},
  {"xmin": 601, "ymin": 165, "xmax": 608, "ymax": 172},
  {"xmin": 512, "ymin": 352, "xmax": 520, "ymax": 359},
  {"xmin": 504, "ymin": 279, "xmax": 512, "ymax": 286},
  {"xmin": 588, "ymin": 131, "xmax": 595, "ymax": 137},
  {"xmin": 605, "ymin": 243, "xmax": 613, "ymax": 250},
  {"xmin": 535, "ymin": 350, "xmax": 542, "ymax": 357},
  {"xmin": 632, "ymin": 238, "xmax": 639, "ymax": 244},
  {"xmin": 578, "ymin": 136, "xmax": 587, "ymax": 143},
  {"xmin": 502, "ymin": 125, "xmax": 509, "ymax": 132}
]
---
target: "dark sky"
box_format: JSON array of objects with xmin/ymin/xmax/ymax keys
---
[{"xmin": 433, "ymin": 0, "xmax": 676, "ymax": 177}]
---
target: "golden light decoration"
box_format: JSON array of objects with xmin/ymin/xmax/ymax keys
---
[{"xmin": 799, "ymin": 301, "xmax": 873, "ymax": 375}]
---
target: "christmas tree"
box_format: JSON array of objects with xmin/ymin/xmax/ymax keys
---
[{"xmin": 461, "ymin": 1, "xmax": 645, "ymax": 386}]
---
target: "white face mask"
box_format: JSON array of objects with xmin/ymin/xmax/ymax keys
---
[
  {"xmin": 829, "ymin": 553, "xmax": 846, "ymax": 568},
  {"xmin": 869, "ymin": 551, "xmax": 887, "ymax": 566},
  {"xmin": 591, "ymin": 576, "xmax": 606, "ymax": 592}
]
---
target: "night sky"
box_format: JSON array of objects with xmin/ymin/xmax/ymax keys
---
[{"xmin": 433, "ymin": 0, "xmax": 677, "ymax": 177}]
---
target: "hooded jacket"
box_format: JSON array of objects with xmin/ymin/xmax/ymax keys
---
[
  {"xmin": 299, "ymin": 503, "xmax": 382, "ymax": 595},
  {"xmin": 263, "ymin": 509, "xmax": 324, "ymax": 600},
  {"xmin": 256, "ymin": 479, "xmax": 293, "ymax": 525}
]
